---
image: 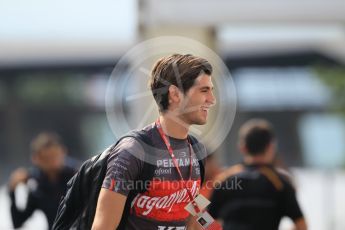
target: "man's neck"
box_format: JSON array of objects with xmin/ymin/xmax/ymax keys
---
[
  {"xmin": 159, "ymin": 115, "xmax": 190, "ymax": 139},
  {"xmin": 243, "ymin": 154, "xmax": 272, "ymax": 165},
  {"xmin": 44, "ymin": 170, "xmax": 59, "ymax": 182}
]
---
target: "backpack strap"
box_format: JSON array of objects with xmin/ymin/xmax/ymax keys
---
[
  {"xmin": 82, "ymin": 130, "xmax": 154, "ymax": 230},
  {"xmin": 258, "ymin": 166, "xmax": 284, "ymax": 191}
]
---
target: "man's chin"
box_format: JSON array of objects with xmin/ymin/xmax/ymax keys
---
[
  {"xmin": 193, "ymin": 118, "xmax": 207, "ymax": 125},
  {"xmin": 183, "ymin": 114, "xmax": 208, "ymax": 125}
]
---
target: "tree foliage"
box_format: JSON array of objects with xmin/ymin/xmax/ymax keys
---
[{"xmin": 314, "ymin": 66, "xmax": 345, "ymax": 114}]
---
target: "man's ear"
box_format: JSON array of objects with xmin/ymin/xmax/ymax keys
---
[
  {"xmin": 31, "ymin": 153, "xmax": 40, "ymax": 166},
  {"xmin": 266, "ymin": 141, "xmax": 276, "ymax": 156},
  {"xmin": 168, "ymin": 85, "xmax": 182, "ymax": 103},
  {"xmin": 238, "ymin": 141, "xmax": 248, "ymax": 155}
]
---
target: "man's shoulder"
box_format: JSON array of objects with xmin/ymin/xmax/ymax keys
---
[
  {"xmin": 109, "ymin": 125, "xmax": 156, "ymax": 161},
  {"xmin": 274, "ymin": 167, "xmax": 296, "ymax": 189},
  {"xmin": 214, "ymin": 164, "xmax": 244, "ymax": 185},
  {"xmin": 111, "ymin": 136, "xmax": 146, "ymax": 158},
  {"xmin": 116, "ymin": 136, "xmax": 141, "ymax": 147},
  {"xmin": 254, "ymin": 166, "xmax": 296, "ymax": 191},
  {"xmin": 117, "ymin": 123, "xmax": 156, "ymax": 146}
]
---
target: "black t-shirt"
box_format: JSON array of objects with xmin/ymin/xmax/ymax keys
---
[
  {"xmin": 102, "ymin": 123, "xmax": 206, "ymax": 230},
  {"xmin": 208, "ymin": 163, "xmax": 304, "ymax": 230}
]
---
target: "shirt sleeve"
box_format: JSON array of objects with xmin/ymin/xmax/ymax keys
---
[
  {"xmin": 280, "ymin": 179, "xmax": 304, "ymax": 221},
  {"xmin": 101, "ymin": 137, "xmax": 145, "ymax": 196}
]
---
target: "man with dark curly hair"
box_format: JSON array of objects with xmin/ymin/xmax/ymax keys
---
[{"xmin": 92, "ymin": 54, "xmax": 216, "ymax": 230}]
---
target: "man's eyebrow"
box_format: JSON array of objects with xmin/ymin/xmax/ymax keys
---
[{"xmin": 199, "ymin": 86, "xmax": 214, "ymax": 90}]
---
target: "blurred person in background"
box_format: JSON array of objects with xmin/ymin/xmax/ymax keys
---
[
  {"xmin": 208, "ymin": 119, "xmax": 307, "ymax": 230},
  {"xmin": 8, "ymin": 132, "xmax": 77, "ymax": 229},
  {"xmin": 199, "ymin": 154, "xmax": 223, "ymax": 199}
]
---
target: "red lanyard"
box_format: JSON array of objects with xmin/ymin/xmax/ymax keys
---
[{"xmin": 155, "ymin": 118, "xmax": 201, "ymax": 213}]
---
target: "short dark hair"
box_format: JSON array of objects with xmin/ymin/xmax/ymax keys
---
[
  {"xmin": 239, "ymin": 119, "xmax": 275, "ymax": 156},
  {"xmin": 149, "ymin": 54, "xmax": 212, "ymax": 112},
  {"xmin": 30, "ymin": 132, "xmax": 63, "ymax": 154}
]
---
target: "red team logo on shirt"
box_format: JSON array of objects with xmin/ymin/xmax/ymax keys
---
[{"xmin": 130, "ymin": 179, "xmax": 201, "ymax": 221}]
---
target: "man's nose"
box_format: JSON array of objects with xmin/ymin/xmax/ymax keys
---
[{"xmin": 208, "ymin": 91, "xmax": 216, "ymax": 106}]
